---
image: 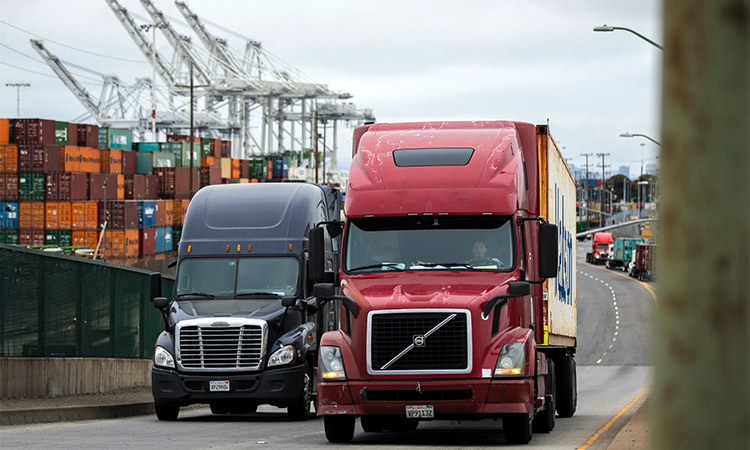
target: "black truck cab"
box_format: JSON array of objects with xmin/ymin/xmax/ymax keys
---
[{"xmin": 150, "ymin": 183, "xmax": 340, "ymax": 421}]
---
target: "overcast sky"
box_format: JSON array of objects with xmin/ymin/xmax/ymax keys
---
[{"xmin": 0, "ymin": 0, "xmax": 662, "ymax": 177}]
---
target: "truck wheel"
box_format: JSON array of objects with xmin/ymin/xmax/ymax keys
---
[
  {"xmin": 154, "ymin": 403, "xmax": 179, "ymax": 421},
  {"xmin": 504, "ymin": 413, "xmax": 532, "ymax": 444},
  {"xmin": 532, "ymin": 359, "xmax": 556, "ymax": 433},
  {"xmin": 287, "ymin": 364, "xmax": 313, "ymax": 421},
  {"xmin": 556, "ymin": 355, "xmax": 577, "ymax": 418},
  {"xmin": 324, "ymin": 415, "xmax": 355, "ymax": 443}
]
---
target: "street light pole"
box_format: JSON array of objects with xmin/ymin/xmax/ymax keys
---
[
  {"xmin": 620, "ymin": 132, "xmax": 662, "ymax": 146},
  {"xmin": 6, "ymin": 83, "xmax": 31, "ymax": 117},
  {"xmin": 593, "ymin": 24, "xmax": 664, "ymax": 50},
  {"xmin": 139, "ymin": 23, "xmax": 165, "ymax": 141}
]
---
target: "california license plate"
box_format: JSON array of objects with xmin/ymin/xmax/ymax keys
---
[
  {"xmin": 405, "ymin": 405, "xmax": 434, "ymax": 418},
  {"xmin": 209, "ymin": 380, "xmax": 230, "ymax": 392}
]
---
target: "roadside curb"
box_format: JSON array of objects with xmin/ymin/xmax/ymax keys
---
[
  {"xmin": 606, "ymin": 396, "xmax": 649, "ymax": 450},
  {"xmin": 1, "ymin": 402, "xmax": 155, "ymax": 426}
]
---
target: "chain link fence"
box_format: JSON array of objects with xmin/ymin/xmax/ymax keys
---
[{"xmin": 0, "ymin": 244, "xmax": 172, "ymax": 358}]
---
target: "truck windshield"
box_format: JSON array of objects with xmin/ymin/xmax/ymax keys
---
[
  {"xmin": 176, "ymin": 257, "xmax": 299, "ymax": 298},
  {"xmin": 345, "ymin": 216, "xmax": 514, "ymax": 273}
]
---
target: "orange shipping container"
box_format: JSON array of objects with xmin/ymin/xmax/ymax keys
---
[
  {"xmin": 61, "ymin": 146, "xmax": 81, "ymax": 172},
  {"xmin": 231, "ymin": 159, "xmax": 240, "ymax": 178},
  {"xmin": 171, "ymin": 200, "xmax": 182, "ymax": 226},
  {"xmin": 72, "ymin": 230, "xmax": 98, "ymax": 248},
  {"xmin": 201, "ymin": 156, "xmax": 216, "ymax": 168},
  {"xmin": 100, "ymin": 149, "xmax": 123, "ymax": 174},
  {"xmin": 84, "ymin": 201, "xmax": 98, "ymax": 229},
  {"xmin": 125, "ymin": 229, "xmax": 139, "ymax": 258},
  {"xmin": 80, "ymin": 147, "xmax": 101, "ymax": 173},
  {"xmin": 181, "ymin": 199, "xmax": 190, "ymax": 224},
  {"xmin": 19, "ymin": 201, "xmax": 45, "ymax": 229},
  {"xmin": 104, "ymin": 230, "xmax": 126, "ymax": 257},
  {"xmin": 0, "ymin": 118, "xmax": 9, "ymax": 144},
  {"xmin": 71, "ymin": 202, "xmax": 86, "ymax": 229},
  {"xmin": 0, "ymin": 145, "xmax": 18, "ymax": 172},
  {"xmin": 164, "ymin": 199, "xmax": 175, "ymax": 226},
  {"xmin": 116, "ymin": 174, "xmax": 125, "ymax": 200},
  {"xmin": 45, "ymin": 201, "xmax": 71, "ymax": 230}
]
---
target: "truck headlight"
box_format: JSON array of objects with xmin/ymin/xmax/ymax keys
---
[
  {"xmin": 319, "ymin": 346, "xmax": 346, "ymax": 380},
  {"xmin": 494, "ymin": 342, "xmax": 525, "ymax": 377},
  {"xmin": 268, "ymin": 345, "xmax": 296, "ymax": 367},
  {"xmin": 154, "ymin": 346, "xmax": 175, "ymax": 369}
]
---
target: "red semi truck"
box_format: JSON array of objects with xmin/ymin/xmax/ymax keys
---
[
  {"xmin": 586, "ymin": 232, "xmax": 614, "ymax": 265},
  {"xmin": 309, "ymin": 121, "xmax": 577, "ymax": 444}
]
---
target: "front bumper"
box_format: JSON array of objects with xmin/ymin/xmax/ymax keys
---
[
  {"xmin": 152, "ymin": 364, "xmax": 305, "ymax": 407},
  {"xmin": 317, "ymin": 378, "xmax": 533, "ymax": 418}
]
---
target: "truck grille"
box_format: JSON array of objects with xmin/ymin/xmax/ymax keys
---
[
  {"xmin": 176, "ymin": 319, "xmax": 266, "ymax": 371},
  {"xmin": 368, "ymin": 310, "xmax": 472, "ymax": 374}
]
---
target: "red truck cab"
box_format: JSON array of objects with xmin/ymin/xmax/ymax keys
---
[
  {"xmin": 309, "ymin": 121, "xmax": 577, "ymax": 445},
  {"xmin": 586, "ymin": 232, "xmax": 614, "ymax": 264}
]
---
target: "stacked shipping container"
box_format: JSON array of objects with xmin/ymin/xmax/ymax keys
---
[{"xmin": 1, "ymin": 119, "xmax": 294, "ymax": 262}]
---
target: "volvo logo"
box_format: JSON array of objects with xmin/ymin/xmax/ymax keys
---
[{"xmin": 413, "ymin": 335, "xmax": 426, "ymax": 347}]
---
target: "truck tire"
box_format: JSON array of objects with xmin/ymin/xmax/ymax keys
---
[
  {"xmin": 532, "ymin": 359, "xmax": 555, "ymax": 433},
  {"xmin": 504, "ymin": 413, "xmax": 532, "ymax": 444},
  {"xmin": 556, "ymin": 355, "xmax": 577, "ymax": 418},
  {"xmin": 154, "ymin": 403, "xmax": 179, "ymax": 421},
  {"xmin": 324, "ymin": 415, "xmax": 355, "ymax": 443},
  {"xmin": 287, "ymin": 363, "xmax": 313, "ymax": 421}
]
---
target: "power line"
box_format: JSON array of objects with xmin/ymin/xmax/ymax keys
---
[
  {"xmin": 0, "ymin": 20, "xmax": 148, "ymax": 64},
  {"xmin": 0, "ymin": 60, "xmax": 57, "ymax": 78},
  {"xmin": 0, "ymin": 42, "xmax": 47, "ymax": 66}
]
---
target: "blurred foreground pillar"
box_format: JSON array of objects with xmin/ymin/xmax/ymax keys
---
[{"xmin": 655, "ymin": 0, "xmax": 749, "ymax": 448}]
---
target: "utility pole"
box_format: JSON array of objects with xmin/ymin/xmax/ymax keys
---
[
  {"xmin": 581, "ymin": 153, "xmax": 594, "ymax": 228},
  {"xmin": 6, "ymin": 83, "xmax": 31, "ymax": 117},
  {"xmin": 597, "ymin": 152, "xmax": 610, "ymax": 225},
  {"xmin": 139, "ymin": 23, "xmax": 165, "ymax": 141},
  {"xmin": 314, "ymin": 110, "xmax": 319, "ymax": 184},
  {"xmin": 189, "ymin": 63, "xmax": 194, "ymax": 198}
]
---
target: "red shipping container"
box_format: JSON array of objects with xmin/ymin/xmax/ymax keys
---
[
  {"xmin": 220, "ymin": 140, "xmax": 231, "ymax": 158},
  {"xmin": 89, "ymin": 173, "xmax": 120, "ymax": 201},
  {"xmin": 154, "ymin": 167, "xmax": 176, "ymax": 198},
  {"xmin": 69, "ymin": 172, "xmax": 89, "ymax": 200},
  {"xmin": 240, "ymin": 159, "xmax": 249, "ymax": 179},
  {"xmin": 200, "ymin": 167, "xmax": 221, "ymax": 187},
  {"xmin": 14, "ymin": 119, "xmax": 56, "ymax": 145},
  {"xmin": 121, "ymin": 150, "xmax": 137, "ymax": 175},
  {"xmin": 139, "ymin": 227, "xmax": 156, "ymax": 256},
  {"xmin": 124, "ymin": 174, "xmax": 149, "ymax": 199},
  {"xmin": 145, "ymin": 174, "xmax": 160, "ymax": 199},
  {"xmin": 18, "ymin": 144, "xmax": 61, "ymax": 173},
  {"xmin": 174, "ymin": 167, "xmax": 199, "ymax": 199},
  {"xmin": 77, "ymin": 124, "xmax": 99, "ymax": 148},
  {"xmin": 18, "ymin": 229, "xmax": 45, "ymax": 246},
  {"xmin": 0, "ymin": 173, "xmax": 19, "ymax": 200},
  {"xmin": 99, "ymin": 200, "xmax": 140, "ymax": 229}
]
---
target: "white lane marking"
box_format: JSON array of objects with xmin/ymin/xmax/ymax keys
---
[{"xmin": 596, "ymin": 359, "xmax": 602, "ymax": 365}]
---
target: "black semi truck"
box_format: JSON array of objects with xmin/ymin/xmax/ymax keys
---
[{"xmin": 148, "ymin": 183, "xmax": 341, "ymax": 421}]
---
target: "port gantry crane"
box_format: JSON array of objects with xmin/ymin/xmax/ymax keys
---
[{"xmin": 104, "ymin": 0, "xmax": 374, "ymax": 172}]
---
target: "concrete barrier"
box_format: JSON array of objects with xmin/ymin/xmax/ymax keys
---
[{"xmin": 0, "ymin": 358, "xmax": 152, "ymax": 399}]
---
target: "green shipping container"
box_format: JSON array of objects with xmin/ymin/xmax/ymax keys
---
[
  {"xmin": 8, "ymin": 118, "xmax": 15, "ymax": 144},
  {"xmin": 152, "ymin": 151, "xmax": 176, "ymax": 168},
  {"xmin": 98, "ymin": 127, "xmax": 109, "ymax": 149},
  {"xmin": 201, "ymin": 138, "xmax": 211, "ymax": 157},
  {"xmin": 55, "ymin": 121, "xmax": 69, "ymax": 145},
  {"xmin": 136, "ymin": 152, "xmax": 153, "ymax": 174},
  {"xmin": 137, "ymin": 142, "xmax": 160, "ymax": 152},
  {"xmin": 178, "ymin": 143, "xmax": 200, "ymax": 168},
  {"xmin": 45, "ymin": 230, "xmax": 72, "ymax": 247},
  {"xmin": 108, "ymin": 128, "xmax": 132, "ymax": 150},
  {"xmin": 160, "ymin": 142, "xmax": 182, "ymax": 153},
  {"xmin": 1, "ymin": 229, "xmax": 19, "ymax": 244},
  {"xmin": 18, "ymin": 173, "xmax": 46, "ymax": 200}
]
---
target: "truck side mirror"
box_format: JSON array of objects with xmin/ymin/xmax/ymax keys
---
[
  {"xmin": 539, "ymin": 223, "xmax": 558, "ymax": 278},
  {"xmin": 309, "ymin": 227, "xmax": 326, "ymax": 283},
  {"xmin": 281, "ymin": 296, "xmax": 297, "ymax": 307},
  {"xmin": 313, "ymin": 283, "xmax": 335, "ymax": 300},
  {"xmin": 153, "ymin": 297, "xmax": 169, "ymax": 309},
  {"xmin": 325, "ymin": 221, "xmax": 343, "ymax": 239},
  {"xmin": 507, "ymin": 281, "xmax": 530, "ymax": 297},
  {"xmin": 149, "ymin": 272, "xmax": 162, "ymax": 302}
]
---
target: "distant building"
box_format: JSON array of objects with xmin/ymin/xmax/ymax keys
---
[
  {"xmin": 645, "ymin": 163, "xmax": 658, "ymax": 175},
  {"xmin": 618, "ymin": 165, "xmax": 630, "ymax": 178}
]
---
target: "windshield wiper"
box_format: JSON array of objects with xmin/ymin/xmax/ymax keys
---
[
  {"xmin": 176, "ymin": 292, "xmax": 215, "ymax": 299},
  {"xmin": 348, "ymin": 263, "xmax": 405, "ymax": 272},
  {"xmin": 235, "ymin": 292, "xmax": 283, "ymax": 298}
]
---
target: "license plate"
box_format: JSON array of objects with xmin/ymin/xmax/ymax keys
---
[
  {"xmin": 405, "ymin": 405, "xmax": 434, "ymax": 419},
  {"xmin": 209, "ymin": 380, "xmax": 230, "ymax": 392}
]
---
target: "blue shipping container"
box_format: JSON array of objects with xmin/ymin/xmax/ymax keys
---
[
  {"xmin": 139, "ymin": 201, "xmax": 156, "ymax": 228},
  {"xmin": 164, "ymin": 226, "xmax": 173, "ymax": 253},
  {"xmin": 1, "ymin": 202, "xmax": 19, "ymax": 229},
  {"xmin": 137, "ymin": 142, "xmax": 161, "ymax": 152},
  {"xmin": 155, "ymin": 227, "xmax": 166, "ymax": 253}
]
